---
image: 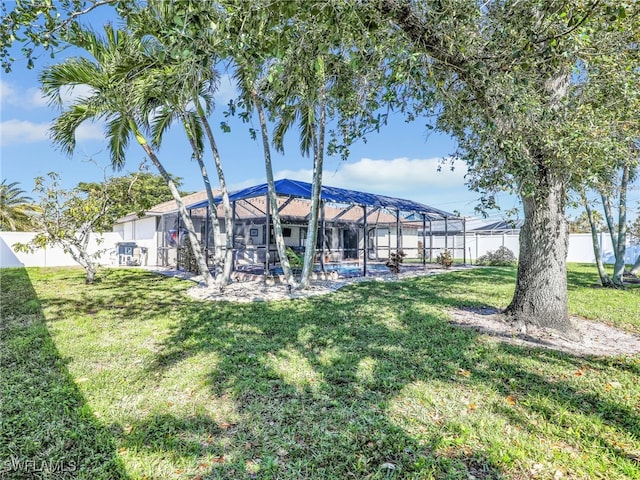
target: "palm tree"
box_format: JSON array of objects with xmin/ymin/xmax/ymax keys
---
[
  {"xmin": 128, "ymin": 2, "xmax": 237, "ymax": 287},
  {"xmin": 39, "ymin": 25, "xmax": 214, "ymax": 285},
  {"xmin": 0, "ymin": 179, "xmax": 39, "ymax": 231},
  {"xmin": 225, "ymin": 4, "xmax": 336, "ymax": 289},
  {"xmin": 138, "ymin": 57, "xmax": 236, "ymax": 287},
  {"xmin": 231, "ymin": 59, "xmax": 297, "ymax": 286}
]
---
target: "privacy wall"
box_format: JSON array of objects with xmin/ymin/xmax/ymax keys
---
[{"xmin": 0, "ymin": 231, "xmax": 123, "ymax": 268}]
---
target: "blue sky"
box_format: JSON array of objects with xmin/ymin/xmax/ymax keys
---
[
  {"xmin": 4, "ymin": 5, "xmax": 611, "ymax": 223},
  {"xmin": 1, "ymin": 59, "xmax": 504, "ymax": 219}
]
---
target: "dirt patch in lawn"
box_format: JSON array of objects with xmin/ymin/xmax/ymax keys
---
[{"xmin": 448, "ymin": 306, "xmax": 640, "ymax": 357}]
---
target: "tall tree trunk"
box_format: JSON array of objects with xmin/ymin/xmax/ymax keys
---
[
  {"xmin": 505, "ymin": 173, "xmax": 574, "ymax": 334},
  {"xmin": 299, "ymin": 148, "xmax": 323, "ymax": 289},
  {"xmin": 195, "ymin": 100, "xmax": 234, "ymax": 287},
  {"xmin": 252, "ymin": 92, "xmax": 296, "ymax": 286},
  {"xmin": 612, "ymin": 164, "xmax": 629, "ymax": 286},
  {"xmin": 182, "ymin": 118, "xmax": 224, "ymax": 279},
  {"xmin": 601, "ymin": 193, "xmax": 618, "ymax": 254},
  {"xmin": 299, "ymin": 91, "xmax": 326, "ymax": 289},
  {"xmin": 195, "ymin": 154, "xmax": 223, "ymax": 275},
  {"xmin": 131, "ymin": 122, "xmax": 214, "ymax": 286},
  {"xmin": 581, "ymin": 191, "xmax": 613, "ymax": 287}
]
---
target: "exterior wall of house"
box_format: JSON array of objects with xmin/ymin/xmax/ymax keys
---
[{"xmin": 113, "ymin": 216, "xmax": 159, "ymax": 266}]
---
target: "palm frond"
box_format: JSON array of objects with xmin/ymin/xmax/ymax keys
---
[
  {"xmin": 0, "ymin": 179, "xmax": 40, "ymax": 231},
  {"xmin": 105, "ymin": 115, "xmax": 132, "ymax": 170},
  {"xmin": 50, "ymin": 104, "xmax": 99, "ymax": 156},
  {"xmin": 182, "ymin": 111, "xmax": 205, "ymax": 157},
  {"xmin": 299, "ymin": 105, "xmax": 315, "ymax": 156},
  {"xmin": 272, "ymin": 105, "xmax": 300, "ymax": 155},
  {"xmin": 149, "ymin": 106, "xmax": 179, "ymax": 149},
  {"xmin": 39, "ymin": 58, "xmax": 102, "ymax": 108}
]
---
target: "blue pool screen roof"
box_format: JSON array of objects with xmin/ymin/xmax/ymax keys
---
[{"xmin": 188, "ymin": 178, "xmax": 458, "ymax": 220}]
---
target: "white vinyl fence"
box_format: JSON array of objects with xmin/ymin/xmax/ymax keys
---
[
  {"xmin": 461, "ymin": 232, "xmax": 639, "ymax": 264},
  {"xmin": 0, "ymin": 231, "xmax": 124, "ymax": 268}
]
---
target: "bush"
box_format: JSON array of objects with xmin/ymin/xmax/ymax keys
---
[
  {"xmin": 435, "ymin": 249, "xmax": 453, "ymax": 269},
  {"xmin": 285, "ymin": 247, "xmax": 303, "ymax": 269},
  {"xmin": 477, "ymin": 246, "xmax": 517, "ymax": 266},
  {"xmin": 179, "ymin": 236, "xmax": 200, "ymax": 273},
  {"xmin": 385, "ymin": 250, "xmax": 407, "ymax": 274}
]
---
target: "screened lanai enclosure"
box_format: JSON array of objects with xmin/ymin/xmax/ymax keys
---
[{"xmin": 157, "ymin": 179, "xmax": 465, "ymax": 277}]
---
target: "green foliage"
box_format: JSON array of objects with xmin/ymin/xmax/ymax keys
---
[
  {"xmin": 285, "ymin": 247, "xmax": 303, "ymax": 269},
  {"xmin": 435, "ymin": 249, "xmax": 453, "ymax": 269},
  {"xmin": 0, "ymin": 179, "xmax": 40, "ymax": 231},
  {"xmin": 12, "ymin": 173, "xmax": 110, "ymax": 283},
  {"xmin": 178, "ymin": 235, "xmax": 200, "ymax": 274},
  {"xmin": 78, "ymin": 172, "xmax": 183, "ymax": 230},
  {"xmin": 477, "ymin": 246, "xmax": 518, "ymax": 267},
  {"xmin": 570, "ymin": 209, "xmax": 606, "ymax": 233},
  {"xmin": 2, "ymin": 265, "xmax": 637, "ymax": 479}
]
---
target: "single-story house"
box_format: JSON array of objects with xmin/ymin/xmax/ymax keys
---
[{"xmin": 113, "ymin": 178, "xmax": 465, "ymax": 273}]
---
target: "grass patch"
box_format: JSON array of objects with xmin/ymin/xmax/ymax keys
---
[
  {"xmin": 567, "ymin": 263, "xmax": 640, "ymax": 334},
  {"xmin": 1, "ymin": 264, "xmax": 639, "ymax": 479}
]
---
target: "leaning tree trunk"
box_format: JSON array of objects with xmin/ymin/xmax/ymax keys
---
[
  {"xmin": 581, "ymin": 191, "xmax": 613, "ymax": 287},
  {"xmin": 183, "ymin": 123, "xmax": 224, "ymax": 280},
  {"xmin": 505, "ymin": 173, "xmax": 574, "ymax": 333},
  {"xmin": 132, "ymin": 124, "xmax": 214, "ymax": 286},
  {"xmin": 196, "ymin": 101, "xmax": 234, "ymax": 288},
  {"xmin": 612, "ymin": 164, "xmax": 629, "ymax": 286},
  {"xmin": 253, "ymin": 93, "xmax": 296, "ymax": 286}
]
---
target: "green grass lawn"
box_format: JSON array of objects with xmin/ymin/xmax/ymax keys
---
[{"xmin": 1, "ymin": 264, "xmax": 639, "ymax": 479}]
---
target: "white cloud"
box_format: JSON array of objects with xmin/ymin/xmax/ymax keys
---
[
  {"xmin": 214, "ymin": 74, "xmax": 237, "ymax": 107},
  {"xmin": 74, "ymin": 122, "xmax": 104, "ymax": 141},
  {"xmin": 0, "ymin": 119, "xmax": 50, "ymax": 145},
  {"xmin": 272, "ymin": 157, "xmax": 467, "ymax": 192},
  {"xmin": 0, "ymin": 118, "xmax": 104, "ymax": 146},
  {"xmin": 59, "ymin": 84, "xmax": 95, "ymax": 106},
  {"xmin": 1, "ymin": 80, "xmax": 50, "ymax": 109},
  {"xmin": 0, "ymin": 80, "xmax": 17, "ymax": 105},
  {"xmin": 25, "ymin": 87, "xmax": 49, "ymax": 108}
]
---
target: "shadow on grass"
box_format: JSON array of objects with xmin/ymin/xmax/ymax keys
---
[
  {"xmin": 18, "ymin": 266, "xmax": 639, "ymax": 478},
  {"xmin": 144, "ymin": 268, "xmax": 638, "ymax": 478},
  {"xmin": 0, "ymin": 268, "xmax": 128, "ymax": 480},
  {"xmin": 33, "ymin": 267, "xmax": 192, "ymax": 324}
]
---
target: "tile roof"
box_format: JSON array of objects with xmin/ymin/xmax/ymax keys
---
[{"xmin": 114, "ymin": 190, "xmax": 219, "ymax": 224}]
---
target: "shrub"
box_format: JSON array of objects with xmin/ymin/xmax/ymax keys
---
[
  {"xmin": 435, "ymin": 249, "xmax": 453, "ymax": 269},
  {"xmin": 477, "ymin": 246, "xmax": 517, "ymax": 266},
  {"xmin": 179, "ymin": 236, "xmax": 200, "ymax": 273},
  {"xmin": 285, "ymin": 247, "xmax": 303, "ymax": 271},
  {"xmin": 385, "ymin": 250, "xmax": 407, "ymax": 274}
]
